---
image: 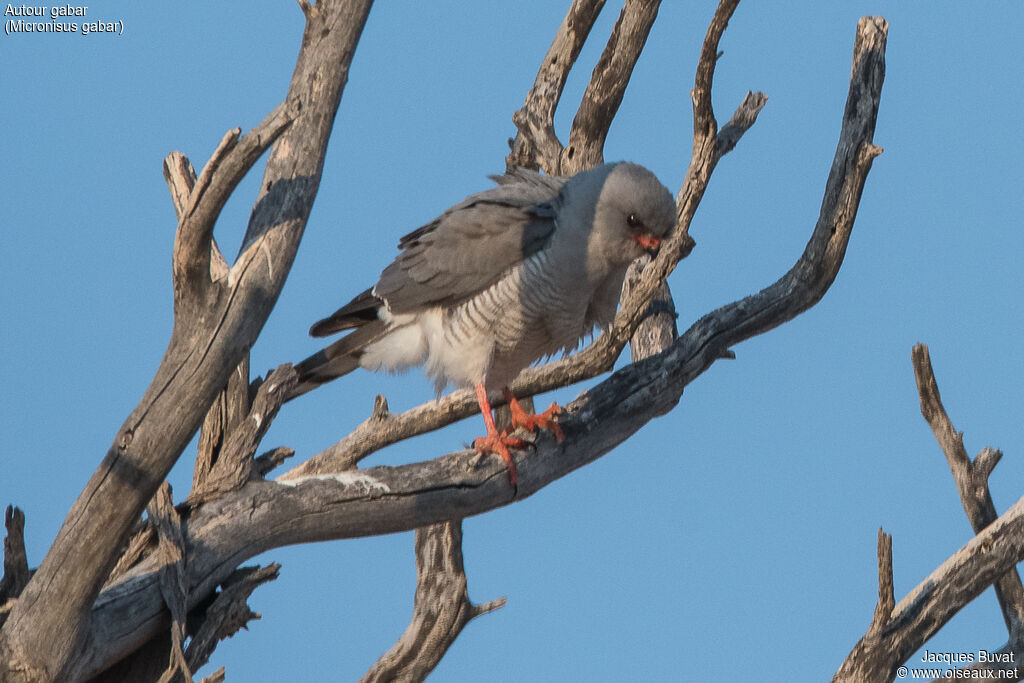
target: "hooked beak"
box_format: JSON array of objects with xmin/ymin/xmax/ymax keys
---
[{"xmin": 631, "ymin": 233, "xmax": 662, "ymax": 254}]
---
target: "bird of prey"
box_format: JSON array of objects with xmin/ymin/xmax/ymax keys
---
[{"xmin": 290, "ymin": 162, "xmax": 676, "ymax": 488}]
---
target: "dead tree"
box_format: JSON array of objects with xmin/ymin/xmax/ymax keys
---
[
  {"xmin": 832, "ymin": 344, "xmax": 1024, "ymax": 683},
  {"xmin": 19, "ymin": 1, "xmax": 1016, "ymax": 681}
]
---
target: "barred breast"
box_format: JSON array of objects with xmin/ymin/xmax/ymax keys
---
[{"xmin": 365, "ymin": 248, "xmax": 598, "ymax": 394}]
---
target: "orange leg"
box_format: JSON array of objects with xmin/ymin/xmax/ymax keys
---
[
  {"xmin": 471, "ymin": 383, "xmax": 528, "ymax": 487},
  {"xmin": 502, "ymin": 387, "xmax": 564, "ymax": 443}
]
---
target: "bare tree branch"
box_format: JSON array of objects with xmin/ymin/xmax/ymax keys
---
[
  {"xmin": 609, "ymin": 2, "xmax": 762, "ymax": 359},
  {"xmin": 562, "ymin": 0, "xmax": 661, "ymax": 173},
  {"xmin": 0, "ymin": 2, "xmax": 375, "ymax": 679},
  {"xmin": 163, "ymin": 152, "xmax": 230, "ymax": 281},
  {"xmin": 163, "ymin": 152, "xmax": 197, "ymax": 219},
  {"xmin": 913, "ymin": 343, "xmax": 1024, "ymax": 637},
  {"xmin": 192, "ymin": 356, "xmax": 252, "ymax": 502},
  {"xmin": 91, "ymin": 564, "xmax": 279, "ymax": 683},
  {"xmin": 911, "ymin": 344, "xmax": 1024, "ymax": 681},
  {"xmin": 0, "ymin": 506, "xmax": 30, "ymax": 627},
  {"xmin": 184, "ymin": 564, "xmax": 281, "ymax": 674},
  {"xmin": 79, "ymin": 16, "xmax": 887, "ymax": 672},
  {"xmin": 188, "ymin": 364, "xmax": 298, "ymax": 506},
  {"xmin": 834, "ymin": 343, "xmax": 1024, "ymax": 682},
  {"xmin": 833, "ymin": 496, "xmax": 1024, "ymax": 681},
  {"xmin": 361, "ymin": 521, "xmax": 505, "ymax": 683},
  {"xmin": 715, "ymin": 90, "xmax": 769, "ymax": 159},
  {"xmin": 622, "ymin": 254, "xmax": 677, "ymax": 362},
  {"xmin": 172, "ymin": 102, "xmax": 296, "ymax": 313},
  {"xmin": 148, "ymin": 484, "xmax": 193, "ymax": 683},
  {"xmin": 253, "ymin": 446, "xmax": 296, "ymax": 478},
  {"xmin": 870, "ymin": 528, "xmax": 895, "ymax": 637},
  {"xmin": 198, "ymin": 669, "xmax": 226, "ymax": 683},
  {"xmin": 507, "ymin": 0, "xmax": 608, "ymax": 173}
]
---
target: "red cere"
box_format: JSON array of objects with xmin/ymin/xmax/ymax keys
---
[{"xmin": 632, "ymin": 233, "xmax": 662, "ymax": 249}]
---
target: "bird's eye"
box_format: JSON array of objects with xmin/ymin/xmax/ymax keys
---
[{"xmin": 626, "ymin": 213, "xmax": 643, "ymax": 229}]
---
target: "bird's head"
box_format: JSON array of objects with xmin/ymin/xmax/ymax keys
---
[{"xmin": 576, "ymin": 162, "xmax": 677, "ymax": 267}]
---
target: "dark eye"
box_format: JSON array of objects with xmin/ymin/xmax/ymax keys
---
[{"xmin": 626, "ymin": 213, "xmax": 643, "ymax": 229}]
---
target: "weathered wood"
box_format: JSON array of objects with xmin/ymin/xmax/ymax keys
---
[
  {"xmin": 193, "ymin": 354, "xmax": 252, "ymax": 499},
  {"xmin": 253, "ymin": 446, "xmax": 295, "ymax": 478},
  {"xmin": 0, "ymin": 506, "xmax": 31, "ymax": 626},
  {"xmin": 171, "ymin": 103, "xmax": 296, "ymax": 315},
  {"xmin": 622, "ymin": 254, "xmax": 677, "ymax": 362},
  {"xmin": 562, "ymin": 0, "xmax": 661, "ymax": 173},
  {"xmin": 107, "ymin": 522, "xmax": 156, "ymax": 585},
  {"xmin": 507, "ymin": 0, "xmax": 608, "ymax": 173},
  {"xmin": 90, "ymin": 631, "xmax": 174, "ymax": 683},
  {"xmin": 833, "ymin": 496, "xmax": 1024, "ymax": 683},
  {"xmin": 913, "ymin": 344, "xmax": 1024, "ymax": 637},
  {"xmin": 188, "ymin": 365, "xmax": 297, "ymax": 506},
  {"xmin": 163, "ymin": 152, "xmax": 230, "ymax": 282},
  {"xmin": 0, "ymin": 1, "xmax": 374, "ymax": 680},
  {"xmin": 834, "ymin": 343, "xmax": 1024, "ymax": 681},
  {"xmin": 360, "ymin": 521, "xmax": 504, "ymax": 683},
  {"xmin": 147, "ymin": 484, "xmax": 192, "ymax": 683},
  {"xmin": 184, "ymin": 564, "xmax": 280, "ymax": 674},
  {"xmin": 81, "ymin": 14, "xmax": 884, "ymax": 665}
]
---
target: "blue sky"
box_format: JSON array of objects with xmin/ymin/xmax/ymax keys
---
[{"xmin": 3, "ymin": 2, "xmax": 1023, "ymax": 681}]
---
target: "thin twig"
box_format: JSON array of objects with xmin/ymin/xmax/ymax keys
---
[{"xmin": 868, "ymin": 528, "xmax": 894, "ymax": 637}]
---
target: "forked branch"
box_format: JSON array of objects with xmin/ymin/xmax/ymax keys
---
[
  {"xmin": 507, "ymin": 0, "xmax": 608, "ymax": 172},
  {"xmin": 834, "ymin": 345, "xmax": 1024, "ymax": 681},
  {"xmin": 913, "ymin": 343, "xmax": 1024, "ymax": 638},
  {"xmin": 172, "ymin": 102, "xmax": 297, "ymax": 310}
]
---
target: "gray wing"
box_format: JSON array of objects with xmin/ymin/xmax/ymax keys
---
[{"xmin": 374, "ymin": 169, "xmax": 566, "ymax": 313}]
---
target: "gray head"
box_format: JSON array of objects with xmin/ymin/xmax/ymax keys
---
[{"xmin": 561, "ymin": 162, "xmax": 676, "ymax": 268}]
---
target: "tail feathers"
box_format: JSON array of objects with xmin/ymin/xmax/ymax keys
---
[
  {"xmin": 309, "ymin": 288, "xmax": 382, "ymax": 337},
  {"xmin": 287, "ymin": 320, "xmax": 387, "ymax": 401}
]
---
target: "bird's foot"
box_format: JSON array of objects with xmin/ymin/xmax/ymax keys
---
[
  {"xmin": 472, "ymin": 433, "xmax": 529, "ymax": 488},
  {"xmin": 507, "ymin": 395, "xmax": 565, "ymax": 443}
]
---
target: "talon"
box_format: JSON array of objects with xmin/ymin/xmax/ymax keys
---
[
  {"xmin": 472, "ymin": 433, "xmax": 524, "ymax": 487},
  {"xmin": 504, "ymin": 388, "xmax": 565, "ymax": 442}
]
